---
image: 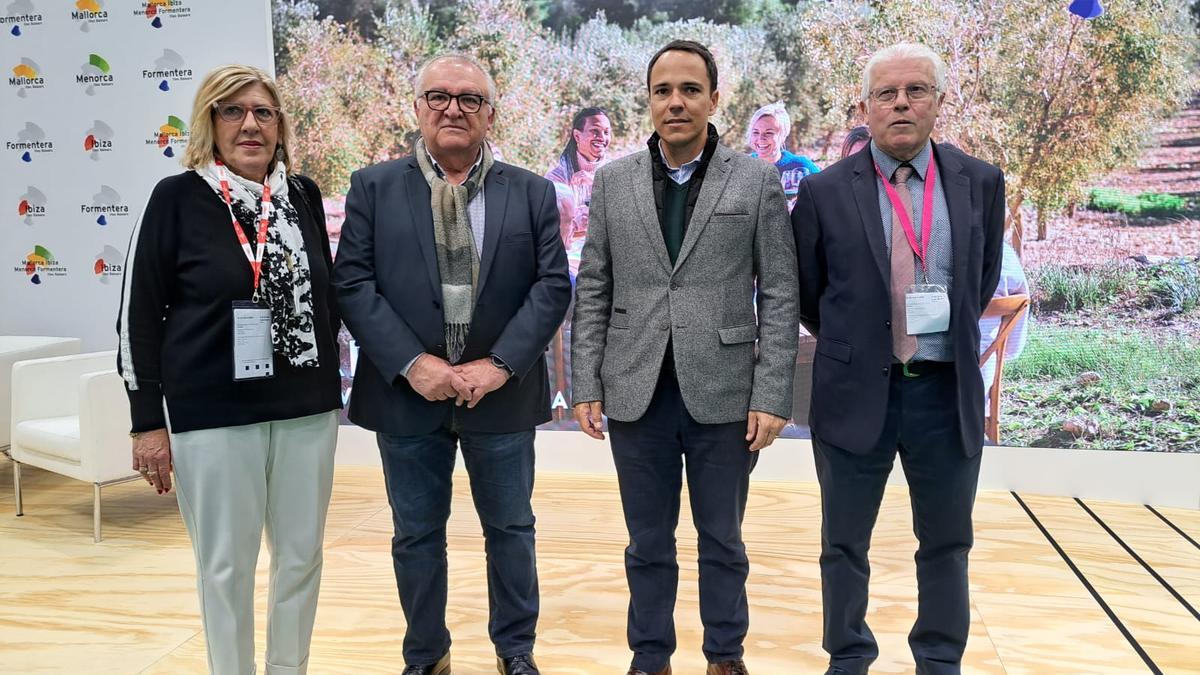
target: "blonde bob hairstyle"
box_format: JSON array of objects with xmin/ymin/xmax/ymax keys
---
[{"xmin": 182, "ymin": 64, "xmax": 294, "ymax": 175}]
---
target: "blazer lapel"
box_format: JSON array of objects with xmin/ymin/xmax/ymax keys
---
[
  {"xmin": 475, "ymin": 165, "xmax": 509, "ymax": 300},
  {"xmin": 404, "ymin": 161, "xmax": 442, "ymax": 304},
  {"xmin": 936, "ymin": 143, "xmax": 972, "ymax": 308},
  {"xmin": 632, "ymin": 153, "xmax": 672, "ymax": 274},
  {"xmin": 851, "ymin": 149, "xmax": 888, "ymax": 287},
  {"xmin": 673, "ymin": 147, "xmax": 731, "ymax": 272}
]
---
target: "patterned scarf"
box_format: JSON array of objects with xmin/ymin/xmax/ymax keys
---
[
  {"xmin": 414, "ymin": 138, "xmax": 493, "ymax": 363},
  {"xmin": 197, "ymin": 160, "xmax": 320, "ymax": 368}
]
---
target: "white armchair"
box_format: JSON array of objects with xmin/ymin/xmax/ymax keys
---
[
  {"xmin": 0, "ymin": 336, "xmax": 82, "ymax": 452},
  {"xmin": 9, "ymin": 350, "xmax": 139, "ymax": 542}
]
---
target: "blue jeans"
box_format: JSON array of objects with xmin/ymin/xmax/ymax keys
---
[{"xmin": 377, "ymin": 425, "xmax": 539, "ymax": 665}]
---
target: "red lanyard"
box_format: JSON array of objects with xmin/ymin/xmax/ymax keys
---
[
  {"xmin": 874, "ymin": 151, "xmax": 938, "ymax": 275},
  {"xmin": 216, "ymin": 162, "xmax": 271, "ymax": 299}
]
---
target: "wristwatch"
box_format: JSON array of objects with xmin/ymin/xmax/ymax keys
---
[{"xmin": 489, "ymin": 354, "xmax": 514, "ymax": 379}]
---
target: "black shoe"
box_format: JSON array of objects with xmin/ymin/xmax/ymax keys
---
[
  {"xmin": 403, "ymin": 652, "xmax": 450, "ymax": 675},
  {"xmin": 497, "ymin": 653, "xmax": 539, "ymax": 675}
]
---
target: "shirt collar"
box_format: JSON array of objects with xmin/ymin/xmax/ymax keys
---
[
  {"xmin": 870, "ymin": 139, "xmax": 932, "ymax": 182},
  {"xmin": 425, "ymin": 146, "xmax": 485, "ymax": 182},
  {"xmin": 658, "ymin": 140, "xmax": 705, "ymax": 173}
]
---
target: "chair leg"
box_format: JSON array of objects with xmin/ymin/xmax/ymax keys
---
[
  {"xmin": 93, "ymin": 483, "xmax": 102, "ymax": 543},
  {"xmin": 13, "ymin": 460, "xmax": 23, "ymax": 517}
]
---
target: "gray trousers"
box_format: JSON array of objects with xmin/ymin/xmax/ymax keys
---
[{"xmin": 170, "ymin": 410, "xmax": 338, "ymax": 675}]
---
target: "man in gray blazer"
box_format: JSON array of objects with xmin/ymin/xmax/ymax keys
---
[{"xmin": 571, "ymin": 40, "xmax": 798, "ymax": 675}]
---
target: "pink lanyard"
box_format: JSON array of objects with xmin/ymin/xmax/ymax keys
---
[
  {"xmin": 216, "ymin": 162, "xmax": 271, "ymax": 300},
  {"xmin": 873, "ymin": 152, "xmax": 938, "ymax": 275}
]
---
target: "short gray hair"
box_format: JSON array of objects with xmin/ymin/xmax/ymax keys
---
[
  {"xmin": 413, "ymin": 53, "xmax": 498, "ymax": 104},
  {"xmin": 860, "ymin": 43, "xmax": 947, "ymax": 102}
]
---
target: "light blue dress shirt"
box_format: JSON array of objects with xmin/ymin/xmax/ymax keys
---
[
  {"xmin": 871, "ymin": 140, "xmax": 955, "ymax": 362},
  {"xmin": 659, "ymin": 141, "xmax": 704, "ymax": 185}
]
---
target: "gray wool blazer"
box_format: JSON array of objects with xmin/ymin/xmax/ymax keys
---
[{"xmin": 571, "ymin": 143, "xmax": 799, "ymax": 424}]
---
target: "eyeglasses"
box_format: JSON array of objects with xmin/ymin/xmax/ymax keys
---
[
  {"xmin": 869, "ymin": 83, "xmax": 937, "ymax": 106},
  {"xmin": 420, "ymin": 90, "xmax": 490, "ymax": 114},
  {"xmin": 212, "ymin": 102, "xmax": 281, "ymax": 125}
]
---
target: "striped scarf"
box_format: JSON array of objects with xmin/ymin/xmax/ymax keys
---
[{"xmin": 414, "ymin": 139, "xmax": 493, "ymax": 363}]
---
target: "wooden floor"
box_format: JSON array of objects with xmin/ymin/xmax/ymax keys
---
[{"xmin": 0, "ymin": 459, "xmax": 1197, "ymax": 674}]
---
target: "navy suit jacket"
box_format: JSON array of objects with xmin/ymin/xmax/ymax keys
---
[
  {"xmin": 332, "ymin": 155, "xmax": 571, "ymax": 434},
  {"xmin": 791, "ymin": 142, "xmax": 1004, "ymax": 456}
]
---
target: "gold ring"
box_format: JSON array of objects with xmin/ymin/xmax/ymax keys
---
[{"xmin": 140, "ymin": 467, "xmax": 151, "ymax": 475}]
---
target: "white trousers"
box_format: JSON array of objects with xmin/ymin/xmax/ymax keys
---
[{"xmin": 170, "ymin": 410, "xmax": 338, "ymax": 675}]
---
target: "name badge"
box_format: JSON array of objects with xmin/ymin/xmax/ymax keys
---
[
  {"xmin": 905, "ymin": 284, "xmax": 950, "ymax": 335},
  {"xmin": 232, "ymin": 301, "xmax": 274, "ymax": 381}
]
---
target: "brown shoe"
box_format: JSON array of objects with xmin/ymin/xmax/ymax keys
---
[
  {"xmin": 706, "ymin": 660, "xmax": 748, "ymax": 675},
  {"xmin": 403, "ymin": 652, "xmax": 450, "ymax": 675},
  {"xmin": 625, "ymin": 666, "xmax": 671, "ymax": 675}
]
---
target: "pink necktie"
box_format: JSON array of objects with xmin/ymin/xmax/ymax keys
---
[{"xmin": 890, "ymin": 165, "xmax": 918, "ymax": 363}]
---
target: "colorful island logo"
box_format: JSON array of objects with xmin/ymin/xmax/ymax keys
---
[
  {"xmin": 83, "ymin": 185, "xmax": 128, "ymax": 225},
  {"xmin": 93, "ymin": 245, "xmax": 123, "ymax": 282},
  {"xmin": 3, "ymin": 1, "xmax": 45, "ymax": 38},
  {"xmin": 83, "ymin": 119, "xmax": 114, "ymax": 159},
  {"xmin": 17, "ymin": 244, "xmax": 67, "ymax": 284},
  {"xmin": 148, "ymin": 115, "xmax": 188, "ymax": 157},
  {"xmin": 139, "ymin": 0, "xmax": 189, "ymax": 28},
  {"xmin": 71, "ymin": 0, "xmax": 108, "ymax": 31},
  {"xmin": 77, "ymin": 53, "xmax": 113, "ymax": 94},
  {"xmin": 17, "ymin": 185, "xmax": 46, "ymax": 224},
  {"xmin": 8, "ymin": 121, "xmax": 52, "ymax": 162},
  {"xmin": 9, "ymin": 56, "xmax": 43, "ymax": 96},
  {"xmin": 143, "ymin": 48, "xmax": 191, "ymax": 92}
]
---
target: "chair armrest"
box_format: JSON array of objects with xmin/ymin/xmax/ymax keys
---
[
  {"xmin": 12, "ymin": 351, "xmax": 119, "ymax": 425},
  {"xmin": 78, "ymin": 368, "xmax": 136, "ymax": 482},
  {"xmin": 982, "ymin": 294, "xmax": 1030, "ymax": 319},
  {"xmin": 0, "ymin": 338, "xmax": 82, "ymax": 446}
]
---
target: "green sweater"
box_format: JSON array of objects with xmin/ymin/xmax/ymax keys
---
[{"xmin": 662, "ymin": 176, "xmax": 689, "ymax": 265}]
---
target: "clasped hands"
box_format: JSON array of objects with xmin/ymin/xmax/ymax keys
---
[{"xmin": 408, "ymin": 353, "xmax": 509, "ymax": 408}]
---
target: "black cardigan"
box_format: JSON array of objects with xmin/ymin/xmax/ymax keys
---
[{"xmin": 117, "ymin": 170, "xmax": 342, "ymax": 433}]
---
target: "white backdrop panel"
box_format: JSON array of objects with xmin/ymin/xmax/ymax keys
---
[{"xmin": 2, "ymin": 0, "xmax": 274, "ymax": 350}]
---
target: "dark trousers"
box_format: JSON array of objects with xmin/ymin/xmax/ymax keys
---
[
  {"xmin": 377, "ymin": 423, "xmax": 539, "ymax": 665},
  {"xmin": 814, "ymin": 364, "xmax": 981, "ymax": 675},
  {"xmin": 608, "ymin": 369, "xmax": 758, "ymax": 672}
]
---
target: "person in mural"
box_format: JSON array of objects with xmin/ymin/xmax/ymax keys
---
[
  {"xmin": 544, "ymin": 107, "xmax": 613, "ymax": 423},
  {"xmin": 979, "ymin": 239, "xmax": 1030, "ymax": 411},
  {"xmin": 792, "ymin": 43, "xmax": 1005, "ymax": 674},
  {"xmin": 746, "ymin": 101, "xmax": 820, "ymax": 211},
  {"xmin": 840, "ymin": 125, "xmax": 872, "ymax": 160},
  {"xmin": 332, "ymin": 53, "xmax": 569, "ymax": 675},
  {"xmin": 546, "ymin": 106, "xmax": 612, "ymax": 278},
  {"xmin": 572, "ymin": 40, "xmax": 798, "ymax": 675},
  {"xmin": 117, "ymin": 64, "xmax": 342, "ymax": 675}
]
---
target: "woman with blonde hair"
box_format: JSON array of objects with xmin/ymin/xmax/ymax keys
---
[
  {"xmin": 117, "ymin": 64, "xmax": 341, "ymax": 675},
  {"xmin": 746, "ymin": 101, "xmax": 820, "ymax": 210}
]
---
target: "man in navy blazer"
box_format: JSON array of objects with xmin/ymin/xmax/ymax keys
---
[
  {"xmin": 791, "ymin": 43, "xmax": 1004, "ymax": 675},
  {"xmin": 333, "ymin": 54, "xmax": 569, "ymax": 675}
]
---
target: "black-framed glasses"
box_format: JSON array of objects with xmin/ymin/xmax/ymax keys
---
[
  {"xmin": 420, "ymin": 90, "xmax": 490, "ymax": 114},
  {"xmin": 869, "ymin": 83, "xmax": 937, "ymax": 106},
  {"xmin": 212, "ymin": 102, "xmax": 281, "ymax": 125}
]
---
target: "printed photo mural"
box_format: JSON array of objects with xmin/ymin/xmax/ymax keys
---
[{"xmin": 272, "ymin": 0, "xmax": 1200, "ymax": 451}]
